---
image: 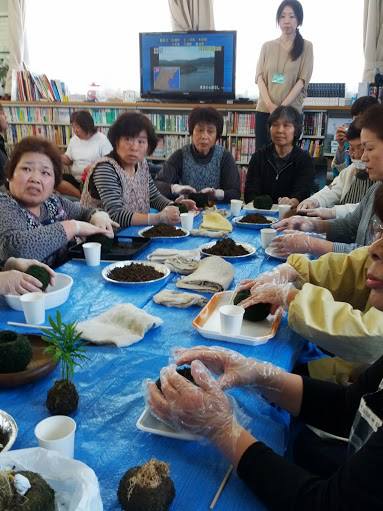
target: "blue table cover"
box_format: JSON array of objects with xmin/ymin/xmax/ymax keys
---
[{"xmin": 0, "ymin": 212, "xmax": 311, "ymax": 511}]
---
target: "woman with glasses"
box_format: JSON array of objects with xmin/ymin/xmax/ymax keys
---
[{"xmin": 81, "ymin": 112, "xmax": 195, "ymax": 227}]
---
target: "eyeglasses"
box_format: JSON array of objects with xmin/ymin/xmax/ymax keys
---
[{"xmin": 372, "ymin": 217, "xmax": 383, "ymax": 240}]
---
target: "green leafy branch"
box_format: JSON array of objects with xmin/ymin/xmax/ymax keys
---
[{"xmin": 42, "ymin": 311, "xmax": 88, "ymax": 382}]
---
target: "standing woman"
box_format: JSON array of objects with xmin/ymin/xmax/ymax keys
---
[{"xmin": 255, "ymin": 0, "xmax": 313, "ymax": 149}]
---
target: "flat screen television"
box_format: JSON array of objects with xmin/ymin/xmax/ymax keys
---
[{"xmin": 139, "ymin": 31, "xmax": 236, "ymax": 101}]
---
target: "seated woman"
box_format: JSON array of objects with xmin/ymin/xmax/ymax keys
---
[
  {"xmin": 271, "ymin": 103, "xmax": 383, "ymax": 257},
  {"xmin": 0, "ymin": 137, "xmax": 116, "ymax": 266},
  {"xmin": 155, "ymin": 107, "xmax": 240, "ymax": 203},
  {"xmin": 297, "ymin": 121, "xmax": 374, "ymax": 219},
  {"xmin": 0, "ymin": 257, "xmax": 55, "ymax": 295},
  {"xmin": 81, "ymin": 112, "xmax": 194, "ymax": 227},
  {"xmin": 59, "ymin": 110, "xmax": 113, "ymax": 198},
  {"xmin": 244, "ymin": 105, "xmax": 314, "ymax": 207}
]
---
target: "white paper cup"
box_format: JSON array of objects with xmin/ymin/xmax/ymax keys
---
[
  {"xmin": 82, "ymin": 242, "xmax": 101, "ymax": 266},
  {"xmin": 260, "ymin": 228, "xmax": 277, "ymax": 249},
  {"xmin": 35, "ymin": 415, "xmax": 76, "ymax": 459},
  {"xmin": 20, "ymin": 292, "xmax": 45, "ymax": 325},
  {"xmin": 230, "ymin": 199, "xmax": 243, "ymax": 216},
  {"xmin": 278, "ymin": 204, "xmax": 291, "ymax": 220},
  {"xmin": 219, "ymin": 304, "xmax": 244, "ymax": 336},
  {"xmin": 180, "ymin": 212, "xmax": 194, "ymax": 231}
]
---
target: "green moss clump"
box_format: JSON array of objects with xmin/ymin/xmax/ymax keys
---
[
  {"xmin": 233, "ymin": 290, "xmax": 271, "ymax": 322},
  {"xmin": 46, "ymin": 380, "xmax": 79, "ymax": 415},
  {"xmin": 0, "ymin": 470, "xmax": 55, "ymax": 511},
  {"xmin": 253, "ymin": 195, "xmax": 273, "ymax": 210},
  {"xmin": 0, "ymin": 331, "xmax": 32, "ymax": 373},
  {"xmin": 188, "ymin": 192, "xmax": 212, "ymax": 208},
  {"xmin": 25, "ymin": 265, "xmax": 50, "ymax": 292},
  {"xmin": 176, "ymin": 203, "xmax": 188, "ymax": 214},
  {"xmin": 86, "ymin": 234, "xmax": 114, "ymax": 253}
]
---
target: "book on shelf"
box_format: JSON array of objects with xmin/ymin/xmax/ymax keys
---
[{"xmin": 11, "ymin": 70, "xmax": 69, "ymax": 102}]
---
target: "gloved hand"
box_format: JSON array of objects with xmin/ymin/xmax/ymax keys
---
[
  {"xmin": 70, "ymin": 220, "xmax": 114, "ymax": 239},
  {"xmin": 304, "ymin": 207, "xmax": 336, "ymax": 219},
  {"xmin": 273, "ymin": 215, "xmax": 318, "ymax": 232},
  {"xmin": 200, "ymin": 188, "xmax": 225, "ymax": 201},
  {"xmin": 238, "ymin": 263, "xmax": 299, "ymax": 293},
  {"xmin": 171, "ymin": 184, "xmax": 196, "ymax": 195},
  {"xmin": 268, "ymin": 232, "xmax": 315, "ymax": 257},
  {"xmin": 158, "ymin": 205, "xmax": 180, "ymax": 225},
  {"xmin": 4, "ymin": 258, "xmax": 56, "ymax": 287},
  {"xmin": 297, "ymin": 198, "xmax": 320, "ymax": 210},
  {"xmin": 147, "ymin": 360, "xmax": 242, "ymax": 447},
  {"xmin": 238, "ymin": 281, "xmax": 298, "ymax": 311},
  {"xmin": 174, "ymin": 197, "xmax": 198, "ymax": 211},
  {"xmin": 0, "ymin": 270, "xmax": 46, "ymax": 295},
  {"xmin": 174, "ymin": 346, "xmax": 284, "ymax": 391},
  {"xmin": 90, "ymin": 211, "xmax": 119, "ymax": 234},
  {"xmin": 278, "ymin": 197, "xmax": 297, "ymax": 206}
]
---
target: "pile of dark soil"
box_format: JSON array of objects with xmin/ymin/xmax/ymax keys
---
[
  {"xmin": 203, "ymin": 238, "xmax": 249, "ymax": 256},
  {"xmin": 156, "ymin": 366, "xmax": 195, "ymax": 392},
  {"xmin": 143, "ymin": 224, "xmax": 186, "ymax": 238},
  {"xmin": 239, "ymin": 214, "xmax": 271, "ymax": 224},
  {"xmin": 0, "ymin": 428, "xmax": 9, "ymax": 452},
  {"xmin": 108, "ymin": 263, "xmax": 164, "ymax": 282}
]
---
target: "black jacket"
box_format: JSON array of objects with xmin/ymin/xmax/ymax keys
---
[
  {"xmin": 244, "ymin": 143, "xmax": 314, "ymax": 204},
  {"xmin": 0, "ymin": 135, "xmax": 8, "ymax": 187}
]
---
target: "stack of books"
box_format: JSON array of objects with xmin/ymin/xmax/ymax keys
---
[
  {"xmin": 304, "ymin": 83, "xmax": 346, "ymax": 106},
  {"xmin": 11, "ymin": 70, "xmax": 69, "ymax": 102}
]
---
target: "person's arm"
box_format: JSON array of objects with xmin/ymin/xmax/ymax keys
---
[
  {"xmin": 309, "ymin": 166, "xmax": 351, "ymax": 208},
  {"xmin": 148, "ymin": 174, "xmax": 172, "ymax": 211},
  {"xmin": 56, "ymin": 180, "xmax": 81, "ymax": 199},
  {"xmin": 281, "ymin": 79, "xmax": 305, "ymax": 106},
  {"xmin": 154, "ymin": 150, "xmax": 183, "ymax": 198},
  {"xmin": 61, "ymin": 154, "xmax": 73, "ymax": 166},
  {"xmin": 334, "ymin": 202, "xmax": 359, "ymax": 218},
  {"xmin": 326, "ymin": 199, "xmax": 364, "ymax": 248},
  {"xmin": 244, "ymin": 152, "xmax": 263, "ymax": 203},
  {"xmin": 219, "ymin": 151, "xmax": 241, "ymax": 202},
  {"xmin": 289, "ymin": 151, "xmax": 315, "ymax": 202},
  {"xmin": 257, "ymin": 77, "xmax": 276, "ymax": 112}
]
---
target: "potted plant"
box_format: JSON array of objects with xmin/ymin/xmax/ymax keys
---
[{"xmin": 43, "ymin": 311, "xmax": 88, "ymax": 415}]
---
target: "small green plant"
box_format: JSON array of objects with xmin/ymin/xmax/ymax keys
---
[{"xmin": 42, "ymin": 311, "xmax": 88, "ymax": 381}]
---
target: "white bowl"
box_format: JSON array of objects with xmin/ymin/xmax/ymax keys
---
[
  {"xmin": 0, "ymin": 409, "xmax": 18, "ymax": 452},
  {"xmin": 4, "ymin": 273, "xmax": 73, "ymax": 311}
]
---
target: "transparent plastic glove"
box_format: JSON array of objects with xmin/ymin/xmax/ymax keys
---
[
  {"xmin": 147, "ymin": 361, "xmax": 242, "ymax": 447},
  {"xmin": 238, "ymin": 263, "xmax": 299, "ymax": 293},
  {"xmin": 174, "ymin": 346, "xmax": 284, "ymax": 391},
  {"xmin": 297, "ymin": 198, "xmax": 320, "ymax": 210},
  {"xmin": 278, "ymin": 197, "xmax": 296, "ymax": 206},
  {"xmin": 158, "ymin": 205, "xmax": 180, "ymax": 225},
  {"xmin": 90, "ymin": 211, "xmax": 119, "ymax": 233},
  {"xmin": 3, "ymin": 258, "xmax": 56, "ymax": 287},
  {"xmin": 273, "ymin": 215, "xmax": 317, "ymax": 232},
  {"xmin": 304, "ymin": 207, "xmax": 336, "ymax": 219},
  {"xmin": 239, "ymin": 281, "xmax": 297, "ymax": 310},
  {"xmin": 171, "ymin": 184, "xmax": 196, "ymax": 195},
  {"xmin": 72, "ymin": 220, "xmax": 114, "ymax": 239},
  {"xmin": 268, "ymin": 233, "xmax": 315, "ymax": 257},
  {"xmin": 0, "ymin": 270, "xmax": 44, "ymax": 295}
]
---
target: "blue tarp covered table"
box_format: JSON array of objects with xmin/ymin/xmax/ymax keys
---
[{"xmin": 0, "ymin": 215, "xmax": 309, "ymax": 510}]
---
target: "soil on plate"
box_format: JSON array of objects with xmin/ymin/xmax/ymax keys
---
[
  {"xmin": 0, "ymin": 428, "xmax": 9, "ymax": 452},
  {"xmin": 0, "ymin": 470, "xmax": 55, "ymax": 511},
  {"xmin": 108, "ymin": 263, "xmax": 164, "ymax": 282},
  {"xmin": 46, "ymin": 380, "xmax": 79, "ymax": 415},
  {"xmin": 142, "ymin": 224, "xmax": 186, "ymax": 238},
  {"xmin": 239, "ymin": 214, "xmax": 271, "ymax": 224},
  {"xmin": 155, "ymin": 366, "xmax": 195, "ymax": 392},
  {"xmin": 203, "ymin": 238, "xmax": 249, "ymax": 256}
]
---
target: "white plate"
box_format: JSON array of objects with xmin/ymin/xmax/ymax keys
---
[
  {"xmin": 4, "ymin": 273, "xmax": 73, "ymax": 311},
  {"xmin": 232, "ymin": 215, "xmax": 277, "ymax": 230},
  {"xmin": 192, "ymin": 291, "xmax": 282, "ymax": 346},
  {"xmin": 264, "ymin": 246, "xmax": 287, "ymax": 261},
  {"xmin": 137, "ymin": 407, "xmax": 200, "ymax": 441},
  {"xmin": 243, "ymin": 203, "xmax": 279, "ymax": 215},
  {"xmin": 199, "ymin": 241, "xmax": 256, "ymax": 259},
  {"xmin": 138, "ymin": 226, "xmax": 189, "ymax": 239},
  {"xmin": 102, "ymin": 260, "xmax": 170, "ymax": 285}
]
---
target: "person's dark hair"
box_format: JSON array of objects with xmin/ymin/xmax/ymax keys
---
[
  {"xmin": 346, "ymin": 121, "xmax": 361, "ymax": 141},
  {"xmin": 276, "ymin": 0, "xmax": 304, "ymax": 61},
  {"xmin": 188, "ymin": 107, "xmax": 224, "ymax": 138},
  {"xmin": 108, "ymin": 112, "xmax": 157, "ymax": 157},
  {"xmin": 70, "ymin": 110, "xmax": 97, "ymax": 135},
  {"xmin": 351, "ymin": 96, "xmax": 379, "ymax": 118},
  {"xmin": 6, "ymin": 136, "xmax": 63, "ymax": 187},
  {"xmin": 373, "ymin": 183, "xmax": 383, "ymax": 223},
  {"xmin": 268, "ymin": 105, "xmax": 303, "ymax": 142},
  {"xmin": 358, "ymin": 104, "xmax": 383, "ymax": 141}
]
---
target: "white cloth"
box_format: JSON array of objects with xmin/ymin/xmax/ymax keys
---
[
  {"xmin": 76, "ymin": 304, "xmax": 163, "ymax": 347},
  {"xmin": 153, "ymin": 290, "xmax": 208, "ymax": 308},
  {"xmin": 190, "ymin": 228, "xmax": 228, "ymax": 238},
  {"xmin": 147, "ymin": 248, "xmax": 201, "ymax": 262},
  {"xmin": 176, "ymin": 255, "xmax": 234, "ymax": 293},
  {"xmin": 65, "ymin": 132, "xmax": 113, "ymax": 182}
]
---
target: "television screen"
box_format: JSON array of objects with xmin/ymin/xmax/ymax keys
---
[{"xmin": 139, "ymin": 31, "xmax": 236, "ymax": 101}]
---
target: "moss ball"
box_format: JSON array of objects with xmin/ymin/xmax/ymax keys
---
[
  {"xmin": 46, "ymin": 380, "xmax": 79, "ymax": 415},
  {"xmin": 253, "ymin": 195, "xmax": 273, "ymax": 210},
  {"xmin": 188, "ymin": 192, "xmax": 211, "ymax": 208},
  {"xmin": 176, "ymin": 203, "xmax": 188, "ymax": 214},
  {"xmin": 25, "ymin": 265, "xmax": 51, "ymax": 292},
  {"xmin": 233, "ymin": 290, "xmax": 271, "ymax": 322},
  {"xmin": 86, "ymin": 234, "xmax": 114, "ymax": 253},
  {"xmin": 155, "ymin": 365, "xmax": 195, "ymax": 392},
  {"xmin": 0, "ymin": 331, "xmax": 33, "ymax": 373},
  {"xmin": 0, "ymin": 470, "xmax": 55, "ymax": 511}
]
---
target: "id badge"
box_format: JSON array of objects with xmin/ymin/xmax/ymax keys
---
[{"xmin": 272, "ymin": 73, "xmax": 285, "ymax": 84}]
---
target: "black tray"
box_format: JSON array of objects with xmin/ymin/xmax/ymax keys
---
[{"xmin": 68, "ymin": 236, "xmax": 151, "ymax": 261}]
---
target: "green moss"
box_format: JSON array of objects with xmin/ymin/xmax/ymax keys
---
[
  {"xmin": 233, "ymin": 290, "xmax": 271, "ymax": 322},
  {"xmin": 86, "ymin": 234, "xmax": 114, "ymax": 253},
  {"xmin": 25, "ymin": 265, "xmax": 50, "ymax": 291},
  {"xmin": 0, "ymin": 331, "xmax": 32, "ymax": 373},
  {"xmin": 176, "ymin": 203, "xmax": 188, "ymax": 214},
  {"xmin": 253, "ymin": 195, "xmax": 273, "ymax": 210}
]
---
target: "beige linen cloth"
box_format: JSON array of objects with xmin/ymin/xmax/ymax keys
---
[
  {"xmin": 76, "ymin": 304, "xmax": 163, "ymax": 347},
  {"xmin": 153, "ymin": 290, "xmax": 208, "ymax": 308},
  {"xmin": 147, "ymin": 248, "xmax": 200, "ymax": 274},
  {"xmin": 176, "ymin": 256, "xmax": 234, "ymax": 293}
]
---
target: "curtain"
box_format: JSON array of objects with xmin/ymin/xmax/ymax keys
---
[
  {"xmin": 5, "ymin": 0, "xmax": 29, "ymax": 94},
  {"xmin": 168, "ymin": 0, "xmax": 214, "ymax": 30},
  {"xmin": 363, "ymin": 0, "xmax": 383, "ymax": 81}
]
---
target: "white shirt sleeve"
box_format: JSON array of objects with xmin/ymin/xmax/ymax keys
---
[{"xmin": 98, "ymin": 133, "xmax": 113, "ymax": 157}]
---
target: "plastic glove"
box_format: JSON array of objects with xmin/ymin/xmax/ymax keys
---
[
  {"xmin": 158, "ymin": 205, "xmax": 180, "ymax": 225},
  {"xmin": 268, "ymin": 232, "xmax": 315, "ymax": 257},
  {"xmin": 304, "ymin": 207, "xmax": 336, "ymax": 219},
  {"xmin": 174, "ymin": 346, "xmax": 284, "ymax": 391},
  {"xmin": 278, "ymin": 197, "xmax": 297, "ymax": 207},
  {"xmin": 239, "ymin": 281, "xmax": 298, "ymax": 311},
  {"xmin": 238, "ymin": 263, "xmax": 299, "ymax": 293},
  {"xmin": 90, "ymin": 211, "xmax": 119, "ymax": 233},
  {"xmin": 171, "ymin": 184, "xmax": 196, "ymax": 195},
  {"xmin": 147, "ymin": 360, "xmax": 242, "ymax": 448},
  {"xmin": 199, "ymin": 188, "xmax": 224, "ymax": 200},
  {"xmin": 297, "ymin": 198, "xmax": 320, "ymax": 210},
  {"xmin": 0, "ymin": 270, "xmax": 45, "ymax": 295},
  {"xmin": 3, "ymin": 258, "xmax": 56, "ymax": 287},
  {"xmin": 71, "ymin": 220, "xmax": 114, "ymax": 239},
  {"xmin": 273, "ymin": 215, "xmax": 318, "ymax": 232}
]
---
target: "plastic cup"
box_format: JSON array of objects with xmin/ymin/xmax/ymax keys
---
[
  {"xmin": 230, "ymin": 199, "xmax": 243, "ymax": 216},
  {"xmin": 82, "ymin": 242, "xmax": 101, "ymax": 266},
  {"xmin": 219, "ymin": 304, "xmax": 244, "ymax": 336},
  {"xmin": 35, "ymin": 416, "xmax": 76, "ymax": 459},
  {"xmin": 20, "ymin": 292, "xmax": 45, "ymax": 325},
  {"xmin": 260, "ymin": 228, "xmax": 277, "ymax": 249},
  {"xmin": 180, "ymin": 212, "xmax": 194, "ymax": 231},
  {"xmin": 278, "ymin": 204, "xmax": 291, "ymax": 220}
]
